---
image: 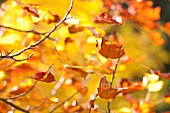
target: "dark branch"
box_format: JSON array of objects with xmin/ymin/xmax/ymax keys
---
[
  {"xmin": 88, "ymin": 94, "xmax": 98, "ymax": 113},
  {"xmin": 50, "ymin": 87, "xmax": 86, "ymax": 113},
  {"xmin": 0, "ymin": 25, "xmax": 47, "ymax": 35},
  {"xmin": 0, "ymin": 97, "xmax": 29, "ymax": 113},
  {"xmin": 0, "ymin": 0, "xmax": 74, "ymax": 61}
]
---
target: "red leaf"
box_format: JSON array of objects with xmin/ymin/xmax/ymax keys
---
[
  {"xmin": 96, "ymin": 12, "xmax": 122, "ymax": 25},
  {"xmin": 99, "ymin": 38, "xmax": 125, "ymax": 59},
  {"xmin": 150, "ymin": 70, "xmax": 170, "ymax": 79},
  {"xmin": 32, "ymin": 72, "xmax": 55, "ymax": 83},
  {"xmin": 97, "ymin": 76, "xmax": 119, "ymax": 100}
]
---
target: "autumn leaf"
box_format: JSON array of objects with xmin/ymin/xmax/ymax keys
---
[
  {"xmin": 96, "ymin": 12, "xmax": 122, "ymax": 25},
  {"xmin": 68, "ymin": 25, "xmax": 85, "ymax": 34},
  {"xmin": 43, "ymin": 11, "xmax": 61, "ymax": 23},
  {"xmin": 97, "ymin": 76, "xmax": 119, "ymax": 100},
  {"xmin": 32, "ymin": 72, "xmax": 55, "ymax": 83},
  {"xmin": 164, "ymin": 92, "xmax": 170, "ymax": 104},
  {"xmin": 148, "ymin": 31, "xmax": 165, "ymax": 46},
  {"xmin": 99, "ymin": 37, "xmax": 125, "ymax": 59},
  {"xmin": 118, "ymin": 78, "xmax": 144, "ymax": 94},
  {"xmin": 9, "ymin": 84, "xmax": 32, "ymax": 95},
  {"xmin": 150, "ymin": 70, "xmax": 170, "ymax": 80},
  {"xmin": 15, "ymin": 0, "xmax": 40, "ymax": 18},
  {"xmin": 66, "ymin": 67, "xmax": 89, "ymax": 78},
  {"xmin": 65, "ymin": 37, "xmax": 74, "ymax": 45}
]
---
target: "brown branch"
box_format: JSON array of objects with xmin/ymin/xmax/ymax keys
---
[
  {"xmin": 6, "ymin": 80, "xmax": 38, "ymax": 100},
  {"xmin": 107, "ymin": 48, "xmax": 122, "ymax": 113},
  {"xmin": 88, "ymin": 94, "xmax": 98, "ymax": 113},
  {"xmin": 0, "ymin": 97, "xmax": 29, "ymax": 113},
  {"xmin": 0, "ymin": 25, "xmax": 47, "ymax": 35},
  {"xmin": 0, "ymin": 0, "xmax": 74, "ymax": 61},
  {"xmin": 50, "ymin": 87, "xmax": 86, "ymax": 113},
  {"xmin": 0, "ymin": 25, "xmax": 58, "ymax": 42}
]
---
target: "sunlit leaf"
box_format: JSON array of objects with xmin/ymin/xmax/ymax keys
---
[
  {"xmin": 99, "ymin": 37, "xmax": 125, "ymax": 59},
  {"xmin": 9, "ymin": 79, "xmax": 33, "ymax": 95},
  {"xmin": 147, "ymin": 80, "xmax": 164, "ymax": 92},
  {"xmin": 15, "ymin": 0, "xmax": 40, "ymax": 17},
  {"xmin": 68, "ymin": 25, "xmax": 85, "ymax": 34},
  {"xmin": 96, "ymin": 12, "xmax": 122, "ymax": 25},
  {"xmin": 66, "ymin": 67, "xmax": 89, "ymax": 78},
  {"xmin": 150, "ymin": 70, "xmax": 170, "ymax": 80},
  {"xmin": 43, "ymin": 11, "xmax": 61, "ymax": 23},
  {"xmin": 97, "ymin": 76, "xmax": 118, "ymax": 100},
  {"xmin": 32, "ymin": 72, "xmax": 55, "ymax": 83},
  {"xmin": 164, "ymin": 92, "xmax": 170, "ymax": 104},
  {"xmin": 148, "ymin": 31, "xmax": 165, "ymax": 46},
  {"xmin": 118, "ymin": 78, "xmax": 144, "ymax": 94}
]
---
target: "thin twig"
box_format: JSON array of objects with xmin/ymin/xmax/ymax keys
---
[
  {"xmin": 6, "ymin": 80, "xmax": 38, "ymax": 100},
  {"xmin": 50, "ymin": 87, "xmax": 86, "ymax": 113},
  {"xmin": 88, "ymin": 94, "xmax": 98, "ymax": 113},
  {"xmin": 0, "ymin": 0, "xmax": 74, "ymax": 61},
  {"xmin": 108, "ymin": 52, "xmax": 121, "ymax": 113},
  {"xmin": 0, "ymin": 97, "xmax": 29, "ymax": 113},
  {"xmin": 110, "ymin": 57, "xmax": 121, "ymax": 86},
  {"xmin": 29, "ymin": 97, "xmax": 47, "ymax": 111},
  {"xmin": 0, "ymin": 25, "xmax": 47, "ymax": 35}
]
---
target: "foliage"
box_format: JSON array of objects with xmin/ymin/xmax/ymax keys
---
[{"xmin": 0, "ymin": 0, "xmax": 170, "ymax": 113}]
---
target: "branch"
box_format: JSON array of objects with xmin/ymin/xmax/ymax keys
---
[
  {"xmin": 0, "ymin": 97, "xmax": 29, "ymax": 113},
  {"xmin": 6, "ymin": 80, "xmax": 38, "ymax": 100},
  {"xmin": 88, "ymin": 94, "xmax": 98, "ymax": 113},
  {"xmin": 0, "ymin": 25, "xmax": 47, "ymax": 35},
  {"xmin": 108, "ymin": 50, "xmax": 122, "ymax": 113},
  {"xmin": 50, "ymin": 87, "xmax": 86, "ymax": 113},
  {"xmin": 0, "ymin": 0, "xmax": 74, "ymax": 61}
]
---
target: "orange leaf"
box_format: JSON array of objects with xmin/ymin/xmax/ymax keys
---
[
  {"xmin": 10, "ymin": 86, "xmax": 31, "ymax": 95},
  {"xmin": 150, "ymin": 70, "xmax": 170, "ymax": 80},
  {"xmin": 96, "ymin": 12, "xmax": 122, "ymax": 25},
  {"xmin": 68, "ymin": 25, "xmax": 85, "ymax": 34},
  {"xmin": 97, "ymin": 76, "xmax": 118, "ymax": 100},
  {"xmin": 32, "ymin": 72, "xmax": 55, "ymax": 83},
  {"xmin": 66, "ymin": 67, "xmax": 89, "ymax": 78},
  {"xmin": 118, "ymin": 78, "xmax": 144, "ymax": 94},
  {"xmin": 148, "ymin": 32, "xmax": 165, "ymax": 46},
  {"xmin": 164, "ymin": 92, "xmax": 170, "ymax": 104},
  {"xmin": 99, "ymin": 38, "xmax": 125, "ymax": 59},
  {"xmin": 43, "ymin": 11, "xmax": 61, "ymax": 23}
]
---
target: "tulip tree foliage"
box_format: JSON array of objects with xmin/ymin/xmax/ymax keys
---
[{"xmin": 0, "ymin": 0, "xmax": 170, "ymax": 113}]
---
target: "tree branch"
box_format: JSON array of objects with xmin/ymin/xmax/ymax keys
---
[
  {"xmin": 0, "ymin": 25, "xmax": 47, "ymax": 35},
  {"xmin": 0, "ymin": 0, "xmax": 74, "ymax": 61},
  {"xmin": 0, "ymin": 97, "xmax": 29, "ymax": 113},
  {"xmin": 50, "ymin": 87, "xmax": 86, "ymax": 113},
  {"xmin": 6, "ymin": 80, "xmax": 38, "ymax": 100},
  {"xmin": 88, "ymin": 94, "xmax": 98, "ymax": 113}
]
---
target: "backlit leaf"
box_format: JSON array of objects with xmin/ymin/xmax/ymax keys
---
[
  {"xmin": 66, "ymin": 67, "xmax": 89, "ymax": 78},
  {"xmin": 164, "ymin": 92, "xmax": 170, "ymax": 104},
  {"xmin": 118, "ymin": 78, "xmax": 144, "ymax": 94},
  {"xmin": 99, "ymin": 37, "xmax": 125, "ymax": 59},
  {"xmin": 150, "ymin": 70, "xmax": 170, "ymax": 80},
  {"xmin": 32, "ymin": 72, "xmax": 55, "ymax": 83},
  {"xmin": 15, "ymin": 0, "xmax": 40, "ymax": 18},
  {"xmin": 97, "ymin": 76, "xmax": 118, "ymax": 100},
  {"xmin": 96, "ymin": 12, "xmax": 122, "ymax": 25},
  {"xmin": 68, "ymin": 25, "xmax": 85, "ymax": 34}
]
